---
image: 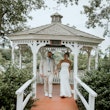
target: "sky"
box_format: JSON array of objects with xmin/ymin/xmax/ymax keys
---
[{"xmin": 26, "ymin": 0, "xmax": 110, "ymax": 53}]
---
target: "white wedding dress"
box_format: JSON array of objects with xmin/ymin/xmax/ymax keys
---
[{"xmin": 59, "ymin": 62, "xmax": 72, "ymax": 97}]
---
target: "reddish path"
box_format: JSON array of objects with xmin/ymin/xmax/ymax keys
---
[{"xmin": 31, "ymin": 84, "xmax": 78, "ymax": 110}]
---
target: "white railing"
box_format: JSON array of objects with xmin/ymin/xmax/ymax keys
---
[
  {"xmin": 15, "ymin": 77, "xmax": 36, "ymax": 110},
  {"xmin": 75, "ymin": 77, "xmax": 97, "ymax": 110}
]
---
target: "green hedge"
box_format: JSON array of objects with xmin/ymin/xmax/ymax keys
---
[
  {"xmin": 77, "ymin": 70, "xmax": 110, "ymax": 110},
  {"xmin": 0, "ymin": 65, "xmax": 32, "ymax": 110}
]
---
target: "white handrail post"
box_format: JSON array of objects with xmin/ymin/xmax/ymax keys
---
[
  {"xmin": 31, "ymin": 77, "xmax": 36, "ymax": 99},
  {"xmin": 16, "ymin": 92, "xmax": 24, "ymax": 110},
  {"xmin": 88, "ymin": 94, "xmax": 95, "ymax": 110}
]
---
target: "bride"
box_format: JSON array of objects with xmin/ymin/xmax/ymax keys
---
[{"xmin": 57, "ymin": 52, "xmax": 72, "ymax": 98}]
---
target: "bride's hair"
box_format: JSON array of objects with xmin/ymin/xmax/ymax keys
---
[{"xmin": 64, "ymin": 52, "xmax": 70, "ymax": 57}]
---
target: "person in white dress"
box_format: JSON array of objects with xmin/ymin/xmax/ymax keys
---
[{"xmin": 57, "ymin": 52, "xmax": 72, "ymax": 98}]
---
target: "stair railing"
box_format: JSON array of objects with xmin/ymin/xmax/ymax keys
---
[
  {"xmin": 75, "ymin": 77, "xmax": 97, "ymax": 110},
  {"xmin": 15, "ymin": 77, "xmax": 36, "ymax": 110}
]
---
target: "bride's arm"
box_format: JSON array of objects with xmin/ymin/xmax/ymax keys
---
[
  {"xmin": 57, "ymin": 60, "xmax": 63, "ymax": 68},
  {"xmin": 54, "ymin": 59, "xmax": 61, "ymax": 74}
]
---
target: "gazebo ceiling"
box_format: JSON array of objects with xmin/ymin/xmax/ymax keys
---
[{"xmin": 8, "ymin": 12, "xmax": 104, "ymax": 45}]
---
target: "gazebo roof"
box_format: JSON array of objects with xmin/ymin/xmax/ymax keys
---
[{"xmin": 8, "ymin": 12, "xmax": 104, "ymax": 45}]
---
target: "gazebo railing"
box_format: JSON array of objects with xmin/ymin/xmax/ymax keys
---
[
  {"xmin": 15, "ymin": 77, "xmax": 36, "ymax": 110},
  {"xmin": 75, "ymin": 77, "xmax": 97, "ymax": 110}
]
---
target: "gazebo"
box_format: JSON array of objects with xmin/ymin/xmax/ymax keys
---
[{"xmin": 8, "ymin": 12, "xmax": 104, "ymax": 110}]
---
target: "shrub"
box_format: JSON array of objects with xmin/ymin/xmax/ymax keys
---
[
  {"xmin": 0, "ymin": 64, "xmax": 32, "ymax": 110},
  {"xmin": 1, "ymin": 49, "xmax": 11, "ymax": 60},
  {"xmin": 77, "ymin": 70, "xmax": 110, "ymax": 110}
]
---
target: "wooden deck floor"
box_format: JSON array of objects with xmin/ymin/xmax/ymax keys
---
[{"xmin": 31, "ymin": 84, "xmax": 79, "ymax": 110}]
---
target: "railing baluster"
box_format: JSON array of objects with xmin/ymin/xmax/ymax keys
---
[
  {"xmin": 16, "ymin": 92, "xmax": 24, "ymax": 110},
  {"xmin": 89, "ymin": 94, "xmax": 95, "ymax": 110}
]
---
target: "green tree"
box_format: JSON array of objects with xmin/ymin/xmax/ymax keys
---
[
  {"xmin": 0, "ymin": 37, "xmax": 11, "ymax": 48},
  {"xmin": 1, "ymin": 0, "xmax": 110, "ymax": 38},
  {"xmin": 1, "ymin": 0, "xmax": 110, "ymax": 37},
  {"xmin": 78, "ymin": 52, "xmax": 88, "ymax": 70},
  {"xmin": 56, "ymin": 0, "xmax": 110, "ymax": 36},
  {"xmin": 0, "ymin": 52, "xmax": 6, "ymax": 66},
  {"xmin": 0, "ymin": 49, "xmax": 10, "ymax": 67},
  {"xmin": 105, "ymin": 46, "xmax": 110, "ymax": 58},
  {"xmin": 1, "ymin": 49, "xmax": 11, "ymax": 60},
  {"xmin": 0, "ymin": 0, "xmax": 45, "ymax": 36},
  {"xmin": 82, "ymin": 0, "xmax": 110, "ymax": 36}
]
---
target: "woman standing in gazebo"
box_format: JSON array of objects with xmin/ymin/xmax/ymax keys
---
[{"xmin": 57, "ymin": 52, "xmax": 72, "ymax": 98}]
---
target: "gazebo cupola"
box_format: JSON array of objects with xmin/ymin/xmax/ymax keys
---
[{"xmin": 51, "ymin": 12, "xmax": 63, "ymax": 23}]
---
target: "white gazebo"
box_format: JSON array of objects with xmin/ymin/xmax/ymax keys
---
[{"xmin": 8, "ymin": 12, "xmax": 104, "ymax": 110}]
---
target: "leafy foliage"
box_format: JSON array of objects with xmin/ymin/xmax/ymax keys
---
[
  {"xmin": 56, "ymin": 0, "xmax": 110, "ymax": 36},
  {"xmin": 77, "ymin": 70, "xmax": 110, "ymax": 110},
  {"xmin": 0, "ymin": 0, "xmax": 46, "ymax": 35},
  {"xmin": 56, "ymin": 0, "xmax": 79, "ymax": 6},
  {"xmin": 0, "ymin": 65, "xmax": 32, "ymax": 110},
  {"xmin": 1, "ymin": 49, "xmax": 11, "ymax": 60},
  {"xmin": 0, "ymin": 37, "xmax": 11, "ymax": 48},
  {"xmin": 98, "ymin": 55, "xmax": 110, "ymax": 72},
  {"xmin": 82, "ymin": 0, "xmax": 110, "ymax": 36},
  {"xmin": 78, "ymin": 53, "xmax": 88, "ymax": 70},
  {"xmin": 77, "ymin": 47, "xmax": 110, "ymax": 109},
  {"xmin": 0, "ymin": 49, "xmax": 11, "ymax": 67},
  {"xmin": 0, "ymin": 52, "xmax": 6, "ymax": 65},
  {"xmin": 1, "ymin": 0, "xmax": 110, "ymax": 37}
]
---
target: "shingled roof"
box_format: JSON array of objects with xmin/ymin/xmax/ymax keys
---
[{"xmin": 8, "ymin": 12, "xmax": 104, "ymax": 44}]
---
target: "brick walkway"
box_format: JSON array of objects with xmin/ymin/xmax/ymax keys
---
[{"xmin": 31, "ymin": 84, "xmax": 78, "ymax": 110}]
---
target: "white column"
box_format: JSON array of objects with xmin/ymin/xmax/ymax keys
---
[
  {"xmin": 74, "ymin": 51, "xmax": 78, "ymax": 100},
  {"xmin": 12, "ymin": 46, "xmax": 14, "ymax": 64},
  {"xmin": 28, "ymin": 41, "xmax": 46, "ymax": 99},
  {"xmin": 95, "ymin": 47, "xmax": 99, "ymax": 70},
  {"xmin": 31, "ymin": 41, "xmax": 37, "ymax": 99},
  {"xmin": 88, "ymin": 53, "xmax": 91, "ymax": 71},
  {"xmin": 73, "ymin": 43, "xmax": 83, "ymax": 100},
  {"xmin": 33, "ymin": 51, "xmax": 37, "ymax": 76},
  {"xmin": 87, "ymin": 49, "xmax": 92, "ymax": 71},
  {"xmin": 11, "ymin": 42, "xmax": 16, "ymax": 65},
  {"xmin": 39, "ymin": 48, "xmax": 46, "ymax": 83},
  {"xmin": 31, "ymin": 54, "xmax": 37, "ymax": 99},
  {"xmin": 19, "ymin": 47, "xmax": 22, "ymax": 69}
]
